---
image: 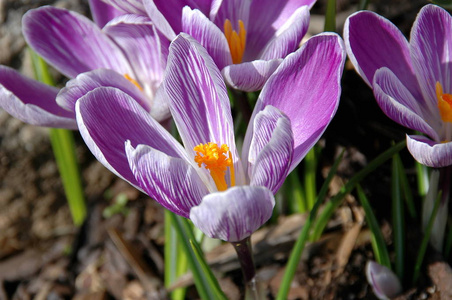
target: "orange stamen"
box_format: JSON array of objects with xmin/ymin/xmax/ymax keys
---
[
  {"xmin": 223, "ymin": 19, "xmax": 247, "ymax": 64},
  {"xmin": 124, "ymin": 74, "xmax": 143, "ymax": 91},
  {"xmin": 436, "ymin": 82, "xmax": 452, "ymax": 123},
  {"xmin": 194, "ymin": 142, "xmax": 235, "ymax": 191}
]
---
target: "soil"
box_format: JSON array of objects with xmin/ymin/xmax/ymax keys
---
[{"xmin": 0, "ymin": 0, "xmax": 451, "ymax": 299}]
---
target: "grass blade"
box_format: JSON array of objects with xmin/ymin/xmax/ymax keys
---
[
  {"xmin": 324, "ymin": 0, "xmax": 336, "ymax": 32},
  {"xmin": 304, "ymin": 147, "xmax": 317, "ymax": 210},
  {"xmin": 395, "ymin": 154, "xmax": 416, "ymax": 218},
  {"xmin": 276, "ymin": 150, "xmax": 344, "ymax": 300},
  {"xmin": 392, "ymin": 154, "xmax": 405, "ymax": 280},
  {"xmin": 29, "ymin": 49, "xmax": 86, "ymax": 226},
  {"xmin": 310, "ymin": 141, "xmax": 406, "ymax": 241},
  {"xmin": 168, "ymin": 212, "xmax": 227, "ymax": 300},
  {"xmin": 356, "ymin": 185, "xmax": 391, "ymax": 269}
]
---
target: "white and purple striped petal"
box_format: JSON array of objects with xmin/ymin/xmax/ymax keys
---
[
  {"xmin": 248, "ymin": 105, "xmax": 293, "ymax": 194},
  {"xmin": 373, "ymin": 67, "xmax": 440, "ymax": 141},
  {"xmin": 247, "ymin": 33, "xmax": 345, "ymax": 171},
  {"xmin": 104, "ymin": 14, "xmax": 168, "ymax": 97},
  {"xmin": 22, "ymin": 6, "xmax": 132, "ymax": 79},
  {"xmin": 88, "ymin": 0, "xmax": 123, "ymax": 28},
  {"xmin": 76, "ymin": 87, "xmax": 186, "ymax": 188},
  {"xmin": 0, "ymin": 66, "xmax": 76, "ymax": 129},
  {"xmin": 190, "ymin": 186, "xmax": 275, "ymax": 242},
  {"xmin": 344, "ymin": 10, "xmax": 421, "ymax": 100},
  {"xmin": 222, "ymin": 59, "xmax": 282, "ymax": 92},
  {"xmin": 182, "ymin": 7, "xmax": 232, "ymax": 70},
  {"xmin": 57, "ymin": 69, "xmax": 150, "ymax": 113},
  {"xmin": 163, "ymin": 34, "xmax": 236, "ymax": 159},
  {"xmin": 259, "ymin": 6, "xmax": 310, "ymax": 61},
  {"xmin": 407, "ymin": 135, "xmax": 452, "ymax": 168},
  {"xmin": 126, "ymin": 142, "xmax": 208, "ymax": 218},
  {"xmin": 410, "ymin": 4, "xmax": 452, "ymax": 116}
]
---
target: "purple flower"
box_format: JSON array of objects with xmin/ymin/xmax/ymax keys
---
[
  {"xmin": 139, "ymin": 0, "xmax": 316, "ymax": 92},
  {"xmin": 366, "ymin": 261, "xmax": 402, "ymax": 300},
  {"xmin": 0, "ymin": 0, "xmax": 170, "ymax": 129},
  {"xmin": 75, "ymin": 33, "xmax": 345, "ymax": 241},
  {"xmin": 344, "ymin": 4, "xmax": 452, "ymax": 168}
]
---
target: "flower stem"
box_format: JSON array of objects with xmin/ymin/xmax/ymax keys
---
[{"xmin": 232, "ymin": 237, "xmax": 260, "ymax": 300}]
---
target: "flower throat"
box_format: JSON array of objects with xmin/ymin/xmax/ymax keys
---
[
  {"xmin": 194, "ymin": 142, "xmax": 235, "ymax": 191},
  {"xmin": 224, "ymin": 19, "xmax": 246, "ymax": 64}
]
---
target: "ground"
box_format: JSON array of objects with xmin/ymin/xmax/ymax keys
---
[{"xmin": 0, "ymin": 0, "xmax": 451, "ymax": 299}]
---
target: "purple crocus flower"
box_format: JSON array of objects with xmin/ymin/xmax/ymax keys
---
[
  {"xmin": 122, "ymin": 0, "xmax": 315, "ymax": 92},
  {"xmin": 344, "ymin": 4, "xmax": 452, "ymax": 168},
  {"xmin": 75, "ymin": 33, "xmax": 345, "ymax": 242},
  {"xmin": 0, "ymin": 0, "xmax": 170, "ymax": 129}
]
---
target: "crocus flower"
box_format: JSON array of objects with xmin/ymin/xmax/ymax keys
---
[
  {"xmin": 0, "ymin": 0, "xmax": 170, "ymax": 130},
  {"xmin": 123, "ymin": 0, "xmax": 314, "ymax": 92},
  {"xmin": 344, "ymin": 4, "xmax": 452, "ymax": 168},
  {"xmin": 366, "ymin": 261, "xmax": 402, "ymax": 300},
  {"xmin": 75, "ymin": 33, "xmax": 345, "ymax": 242}
]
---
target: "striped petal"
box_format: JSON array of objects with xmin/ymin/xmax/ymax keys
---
[
  {"xmin": 0, "ymin": 66, "xmax": 75, "ymax": 129},
  {"xmin": 190, "ymin": 186, "xmax": 275, "ymax": 242},
  {"xmin": 126, "ymin": 142, "xmax": 208, "ymax": 218},
  {"xmin": 22, "ymin": 6, "xmax": 132, "ymax": 79},
  {"xmin": 407, "ymin": 135, "xmax": 452, "ymax": 168}
]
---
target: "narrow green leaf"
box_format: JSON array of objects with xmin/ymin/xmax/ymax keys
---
[
  {"xmin": 164, "ymin": 210, "xmax": 187, "ymax": 300},
  {"xmin": 358, "ymin": 0, "xmax": 370, "ymax": 10},
  {"xmin": 392, "ymin": 155, "xmax": 405, "ymax": 280},
  {"xmin": 416, "ymin": 161, "xmax": 429, "ymax": 197},
  {"xmin": 304, "ymin": 147, "xmax": 317, "ymax": 210},
  {"xmin": 356, "ymin": 185, "xmax": 391, "ymax": 269},
  {"xmin": 168, "ymin": 213, "xmax": 227, "ymax": 300},
  {"xmin": 395, "ymin": 154, "xmax": 416, "ymax": 218},
  {"xmin": 29, "ymin": 49, "xmax": 87, "ymax": 226},
  {"xmin": 285, "ymin": 170, "xmax": 306, "ymax": 213},
  {"xmin": 276, "ymin": 150, "xmax": 344, "ymax": 300},
  {"xmin": 413, "ymin": 191, "xmax": 442, "ymax": 283},
  {"xmin": 310, "ymin": 140, "xmax": 406, "ymax": 241},
  {"xmin": 324, "ymin": 0, "xmax": 336, "ymax": 32}
]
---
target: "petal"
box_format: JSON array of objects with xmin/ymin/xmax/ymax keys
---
[
  {"xmin": 190, "ymin": 186, "xmax": 275, "ymax": 242},
  {"xmin": 406, "ymin": 135, "xmax": 452, "ymax": 168},
  {"xmin": 366, "ymin": 261, "xmax": 402, "ymax": 300},
  {"xmin": 163, "ymin": 34, "xmax": 235, "ymax": 158},
  {"xmin": 246, "ymin": 1, "xmax": 314, "ymax": 59},
  {"xmin": 259, "ymin": 6, "xmax": 310, "ymax": 60},
  {"xmin": 104, "ymin": 14, "xmax": 168, "ymax": 97},
  {"xmin": 0, "ymin": 66, "xmax": 76, "ymax": 129},
  {"xmin": 126, "ymin": 142, "xmax": 208, "ymax": 218},
  {"xmin": 222, "ymin": 59, "xmax": 282, "ymax": 92},
  {"xmin": 247, "ymin": 33, "xmax": 345, "ymax": 171},
  {"xmin": 248, "ymin": 106, "xmax": 293, "ymax": 194},
  {"xmin": 410, "ymin": 4, "xmax": 452, "ymax": 116},
  {"xmin": 145, "ymin": 0, "xmax": 212, "ymax": 36},
  {"xmin": 373, "ymin": 67, "xmax": 440, "ymax": 141},
  {"xmin": 142, "ymin": 0, "xmax": 176, "ymax": 40},
  {"xmin": 99, "ymin": 0, "xmax": 146, "ymax": 15},
  {"xmin": 212, "ymin": 0, "xmax": 251, "ymax": 29},
  {"xmin": 344, "ymin": 10, "xmax": 420, "ymax": 98},
  {"xmin": 182, "ymin": 7, "xmax": 232, "ymax": 69},
  {"xmin": 57, "ymin": 69, "xmax": 151, "ymax": 113},
  {"xmin": 76, "ymin": 87, "xmax": 186, "ymax": 188},
  {"xmin": 22, "ymin": 6, "xmax": 132, "ymax": 78},
  {"xmin": 88, "ymin": 0, "xmax": 123, "ymax": 28}
]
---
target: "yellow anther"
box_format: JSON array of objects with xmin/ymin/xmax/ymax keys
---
[
  {"xmin": 194, "ymin": 142, "xmax": 235, "ymax": 191},
  {"xmin": 124, "ymin": 74, "xmax": 143, "ymax": 91},
  {"xmin": 436, "ymin": 81, "xmax": 452, "ymax": 123},
  {"xmin": 224, "ymin": 19, "xmax": 246, "ymax": 64}
]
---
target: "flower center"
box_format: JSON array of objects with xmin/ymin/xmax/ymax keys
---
[
  {"xmin": 223, "ymin": 19, "xmax": 246, "ymax": 64},
  {"xmin": 124, "ymin": 74, "xmax": 143, "ymax": 91},
  {"xmin": 194, "ymin": 142, "xmax": 235, "ymax": 191},
  {"xmin": 436, "ymin": 81, "xmax": 452, "ymax": 123}
]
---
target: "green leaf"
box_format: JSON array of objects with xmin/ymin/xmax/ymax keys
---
[
  {"xmin": 395, "ymin": 154, "xmax": 416, "ymax": 218},
  {"xmin": 324, "ymin": 0, "xmax": 336, "ymax": 32},
  {"xmin": 356, "ymin": 185, "xmax": 391, "ymax": 269},
  {"xmin": 392, "ymin": 154, "xmax": 405, "ymax": 280},
  {"xmin": 276, "ymin": 149, "xmax": 344, "ymax": 300},
  {"xmin": 168, "ymin": 213, "xmax": 227, "ymax": 300},
  {"xmin": 310, "ymin": 140, "xmax": 406, "ymax": 241},
  {"xmin": 30, "ymin": 48, "xmax": 86, "ymax": 226}
]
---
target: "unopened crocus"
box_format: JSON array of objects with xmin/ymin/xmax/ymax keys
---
[
  {"xmin": 366, "ymin": 261, "xmax": 402, "ymax": 300},
  {"xmin": 0, "ymin": 0, "xmax": 170, "ymax": 129},
  {"xmin": 75, "ymin": 32, "xmax": 345, "ymax": 242},
  {"xmin": 135, "ymin": 0, "xmax": 316, "ymax": 92},
  {"xmin": 344, "ymin": 5, "xmax": 452, "ymax": 252}
]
